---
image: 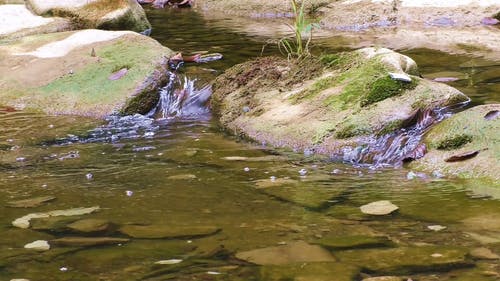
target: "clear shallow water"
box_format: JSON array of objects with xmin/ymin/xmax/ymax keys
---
[{"xmin": 1, "ymin": 7, "xmax": 500, "ymax": 281}]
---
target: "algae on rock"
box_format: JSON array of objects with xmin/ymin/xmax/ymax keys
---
[
  {"xmin": 0, "ymin": 30, "xmax": 174, "ymax": 117},
  {"xmin": 412, "ymin": 104, "xmax": 499, "ymax": 182},
  {"xmin": 211, "ymin": 47, "xmax": 469, "ymax": 160}
]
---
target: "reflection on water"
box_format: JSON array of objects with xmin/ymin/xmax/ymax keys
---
[{"xmin": 0, "ymin": 7, "xmax": 499, "ymax": 281}]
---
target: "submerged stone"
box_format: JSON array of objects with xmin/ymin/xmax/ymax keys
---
[
  {"xmin": 360, "ymin": 201, "xmax": 399, "ymax": 215},
  {"xmin": 30, "ymin": 216, "xmax": 81, "ymax": 232},
  {"xmin": 66, "ymin": 219, "xmax": 113, "ymax": 233},
  {"xmin": 470, "ymin": 247, "xmax": 500, "ymax": 260},
  {"xmin": 50, "ymin": 237, "xmax": 129, "ymax": 247},
  {"xmin": 6, "ymin": 196, "xmax": 56, "ymax": 208},
  {"xmin": 313, "ymin": 235, "xmax": 394, "ymax": 250},
  {"xmin": 260, "ymin": 262, "xmax": 359, "ymax": 281},
  {"xmin": 235, "ymin": 241, "xmax": 336, "ymax": 265},
  {"xmin": 336, "ymin": 245, "xmax": 471, "ymax": 274},
  {"xmin": 119, "ymin": 225, "xmax": 220, "ymax": 239}
]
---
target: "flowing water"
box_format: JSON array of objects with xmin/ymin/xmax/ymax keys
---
[{"xmin": 1, "ymin": 7, "xmax": 500, "ymax": 281}]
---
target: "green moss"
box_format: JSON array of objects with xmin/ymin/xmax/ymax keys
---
[
  {"xmin": 34, "ymin": 36, "xmax": 169, "ymax": 116},
  {"xmin": 361, "ymin": 75, "xmax": 418, "ymax": 107},
  {"xmin": 335, "ymin": 123, "xmax": 370, "ymax": 139},
  {"xmin": 377, "ymin": 119, "xmax": 405, "ymax": 136},
  {"xmin": 291, "ymin": 76, "xmax": 336, "ymax": 103},
  {"xmin": 435, "ymin": 134, "xmax": 473, "ymax": 150}
]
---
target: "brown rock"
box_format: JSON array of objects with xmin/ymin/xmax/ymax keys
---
[{"xmin": 119, "ymin": 225, "xmax": 220, "ymax": 239}]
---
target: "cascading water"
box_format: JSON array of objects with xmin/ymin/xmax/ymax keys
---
[
  {"xmin": 341, "ymin": 100, "xmax": 470, "ymax": 167},
  {"xmin": 49, "ymin": 70, "xmax": 212, "ymax": 145}
]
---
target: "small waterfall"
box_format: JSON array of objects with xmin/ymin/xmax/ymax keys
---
[
  {"xmin": 147, "ymin": 72, "xmax": 211, "ymax": 119},
  {"xmin": 47, "ymin": 71, "xmax": 211, "ymax": 145},
  {"xmin": 342, "ymin": 102, "xmax": 469, "ymax": 167}
]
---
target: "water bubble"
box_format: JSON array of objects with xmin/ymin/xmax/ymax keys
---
[
  {"xmin": 125, "ymin": 190, "xmax": 133, "ymax": 197},
  {"xmin": 86, "ymin": 173, "xmax": 93, "ymax": 180},
  {"xmin": 432, "ymin": 170, "xmax": 444, "ymax": 178},
  {"xmin": 244, "ymin": 167, "xmax": 250, "ymax": 172},
  {"xmin": 270, "ymin": 176, "xmax": 276, "ymax": 182},
  {"xmin": 299, "ymin": 169, "xmax": 307, "ymax": 176},
  {"xmin": 406, "ymin": 171, "xmax": 417, "ymax": 180}
]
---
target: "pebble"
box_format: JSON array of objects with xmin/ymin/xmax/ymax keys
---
[
  {"xmin": 360, "ymin": 200, "xmax": 399, "ymax": 215},
  {"xmin": 270, "ymin": 176, "xmax": 276, "ymax": 182},
  {"xmin": 60, "ymin": 267, "xmax": 68, "ymax": 272},
  {"xmin": 331, "ymin": 169, "xmax": 342, "ymax": 174},
  {"xmin": 154, "ymin": 259, "xmax": 183, "ymax": 265},
  {"xmin": 86, "ymin": 173, "xmax": 93, "ymax": 180},
  {"xmin": 207, "ymin": 271, "xmax": 222, "ymax": 275},
  {"xmin": 244, "ymin": 167, "xmax": 250, "ymax": 172},
  {"xmin": 16, "ymin": 157, "xmax": 26, "ymax": 162},
  {"xmin": 10, "ymin": 279, "xmax": 31, "ymax": 281},
  {"xmin": 24, "ymin": 240, "xmax": 50, "ymax": 251},
  {"xmin": 125, "ymin": 190, "xmax": 134, "ymax": 197},
  {"xmin": 431, "ymin": 253, "xmax": 443, "ymax": 258},
  {"xmin": 427, "ymin": 225, "xmax": 447, "ymax": 231},
  {"xmin": 299, "ymin": 168, "xmax": 307, "ymax": 176}
]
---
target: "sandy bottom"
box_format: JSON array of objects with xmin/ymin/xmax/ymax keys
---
[{"xmin": 0, "ymin": 5, "xmax": 53, "ymax": 35}]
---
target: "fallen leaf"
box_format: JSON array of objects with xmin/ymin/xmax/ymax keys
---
[
  {"xmin": 484, "ymin": 110, "xmax": 499, "ymax": 121},
  {"xmin": 445, "ymin": 150, "xmax": 480, "ymax": 162},
  {"xmin": 108, "ymin": 68, "xmax": 128, "ymax": 80}
]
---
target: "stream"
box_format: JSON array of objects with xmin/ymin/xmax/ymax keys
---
[{"xmin": 0, "ymin": 7, "xmax": 499, "ymax": 281}]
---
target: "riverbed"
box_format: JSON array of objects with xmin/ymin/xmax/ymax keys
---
[{"xmin": 0, "ymin": 7, "xmax": 499, "ymax": 281}]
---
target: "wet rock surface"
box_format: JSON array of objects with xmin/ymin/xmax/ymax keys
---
[
  {"xmin": 412, "ymin": 104, "xmax": 499, "ymax": 182},
  {"xmin": 50, "ymin": 237, "xmax": 129, "ymax": 247},
  {"xmin": 6, "ymin": 196, "xmax": 56, "ymax": 208}
]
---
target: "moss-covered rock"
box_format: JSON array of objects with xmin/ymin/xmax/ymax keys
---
[
  {"xmin": 211, "ymin": 47, "xmax": 469, "ymax": 159},
  {"xmin": 0, "ymin": 29, "xmax": 174, "ymax": 117},
  {"xmin": 26, "ymin": 0, "xmax": 151, "ymax": 32},
  {"xmin": 411, "ymin": 104, "xmax": 499, "ymax": 182}
]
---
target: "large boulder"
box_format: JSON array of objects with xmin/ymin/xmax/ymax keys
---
[
  {"xmin": 0, "ymin": 4, "xmax": 71, "ymax": 39},
  {"xmin": 411, "ymin": 104, "xmax": 499, "ymax": 183},
  {"xmin": 0, "ymin": 29, "xmax": 174, "ymax": 117},
  {"xmin": 25, "ymin": 0, "xmax": 151, "ymax": 32},
  {"xmin": 211, "ymin": 48, "xmax": 469, "ymax": 161}
]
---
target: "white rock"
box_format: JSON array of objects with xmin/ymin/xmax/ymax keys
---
[
  {"xmin": 360, "ymin": 200, "xmax": 399, "ymax": 215},
  {"xmin": 27, "ymin": 0, "xmax": 99, "ymax": 14},
  {"xmin": 388, "ymin": 72, "xmax": 412, "ymax": 83},
  {"xmin": 24, "ymin": 240, "xmax": 50, "ymax": 251},
  {"xmin": 10, "ymin": 279, "xmax": 31, "ymax": 281},
  {"xmin": 400, "ymin": 0, "xmax": 499, "ymax": 8},
  {"xmin": 0, "ymin": 5, "xmax": 53, "ymax": 36},
  {"xmin": 154, "ymin": 259, "xmax": 183, "ymax": 265},
  {"xmin": 427, "ymin": 225, "xmax": 447, "ymax": 231}
]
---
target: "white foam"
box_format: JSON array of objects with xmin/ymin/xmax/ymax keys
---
[{"xmin": 16, "ymin": 29, "xmax": 133, "ymax": 58}]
